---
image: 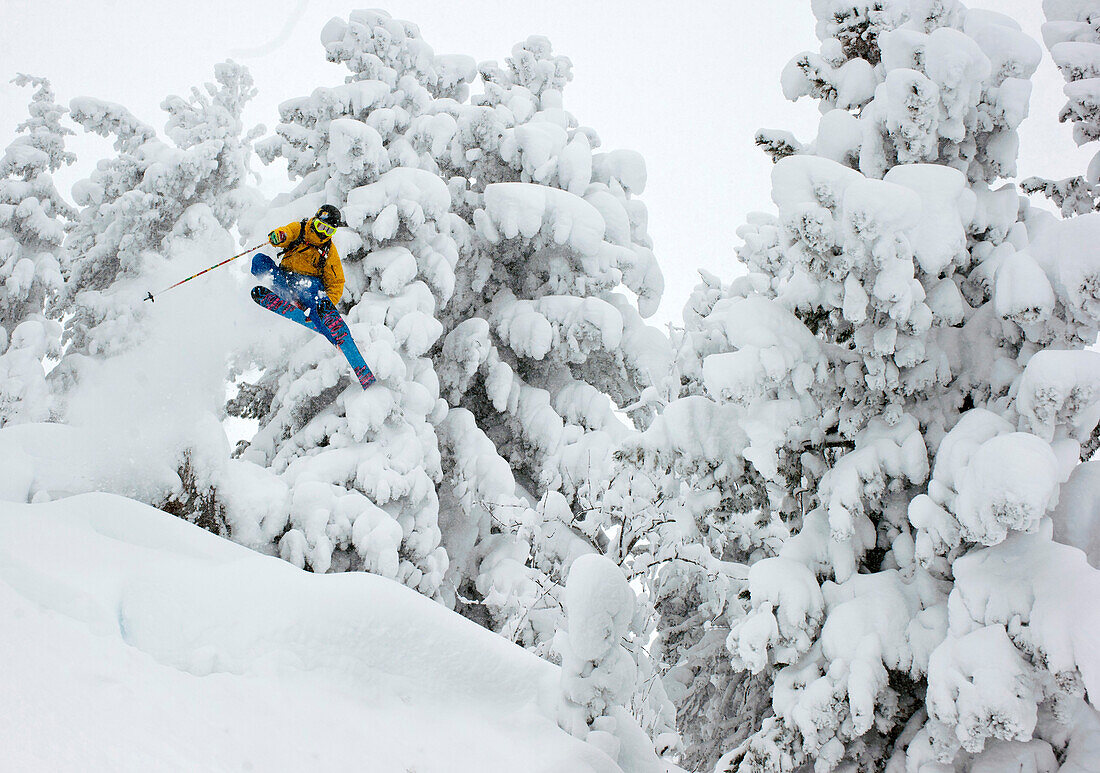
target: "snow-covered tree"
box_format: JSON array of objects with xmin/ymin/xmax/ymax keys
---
[
  {"xmin": 228, "ymin": 11, "xmax": 671, "ymax": 658},
  {"xmin": 1022, "ymin": 0, "xmax": 1100, "ymax": 215},
  {"xmin": 41, "ymin": 63, "xmax": 260, "ymax": 527},
  {"xmin": 432, "ymin": 32, "xmax": 670, "ymax": 652},
  {"xmin": 609, "ymin": 2, "xmax": 1100, "ymax": 770},
  {"xmin": 0, "ymin": 75, "xmax": 75, "ymax": 425},
  {"xmin": 228, "ymin": 11, "xmax": 480, "ymax": 599},
  {"xmin": 56, "ymin": 61, "xmax": 258, "ymax": 378}
]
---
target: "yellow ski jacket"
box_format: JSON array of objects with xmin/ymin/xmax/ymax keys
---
[{"xmin": 268, "ymin": 219, "xmax": 345, "ymax": 305}]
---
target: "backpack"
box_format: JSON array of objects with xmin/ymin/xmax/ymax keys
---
[{"xmin": 279, "ymin": 218, "xmax": 330, "ymax": 272}]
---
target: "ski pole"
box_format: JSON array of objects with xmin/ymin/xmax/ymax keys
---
[{"xmin": 143, "ymin": 242, "xmax": 267, "ymax": 302}]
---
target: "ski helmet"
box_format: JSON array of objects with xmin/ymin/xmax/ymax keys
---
[{"xmin": 314, "ymin": 204, "xmax": 344, "ymax": 228}]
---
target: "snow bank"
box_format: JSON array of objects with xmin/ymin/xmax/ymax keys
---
[{"xmin": 0, "ymin": 493, "xmax": 648, "ymax": 772}]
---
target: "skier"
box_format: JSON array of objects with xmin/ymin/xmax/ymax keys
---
[
  {"xmin": 250, "ymin": 205, "xmax": 376, "ymax": 389},
  {"xmin": 252, "ymin": 204, "xmax": 346, "ymax": 319}
]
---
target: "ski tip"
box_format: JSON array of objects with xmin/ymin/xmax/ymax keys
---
[{"xmin": 144, "ymin": 292, "xmax": 155, "ymax": 303}]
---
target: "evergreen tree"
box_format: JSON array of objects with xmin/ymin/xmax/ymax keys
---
[
  {"xmin": 56, "ymin": 61, "xmax": 257, "ymax": 381},
  {"xmin": 0, "ymin": 75, "xmax": 75, "ymax": 425},
  {"xmin": 229, "ymin": 11, "xmax": 670, "ymax": 647},
  {"xmin": 612, "ymin": 2, "xmax": 1100, "ymax": 770},
  {"xmin": 233, "ymin": 11, "xmax": 477, "ymax": 596},
  {"xmin": 433, "ymin": 33, "xmax": 670, "ymax": 649},
  {"xmin": 43, "ymin": 63, "xmax": 260, "ymax": 519}
]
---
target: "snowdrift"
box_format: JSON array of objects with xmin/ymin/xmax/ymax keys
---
[{"xmin": 0, "ymin": 492, "xmax": 629, "ymax": 772}]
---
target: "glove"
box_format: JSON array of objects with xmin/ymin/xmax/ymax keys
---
[{"xmin": 268, "ymin": 230, "xmax": 285, "ymax": 247}]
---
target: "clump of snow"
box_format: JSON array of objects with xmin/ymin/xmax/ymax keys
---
[
  {"xmin": 883, "ymin": 163, "xmax": 974, "ymax": 275},
  {"xmin": 701, "ymin": 295, "xmax": 827, "ymax": 404},
  {"xmin": 1027, "ymin": 213, "xmax": 1100, "ymax": 337},
  {"xmin": 923, "ymin": 527, "xmax": 1100, "ymax": 759},
  {"xmin": 1015, "ymin": 349, "xmax": 1100, "ymax": 443},
  {"xmin": 953, "ymin": 432, "xmax": 1064, "ymax": 544},
  {"xmin": 727, "ymin": 557, "xmax": 824, "ymax": 672},
  {"xmin": 592, "ymin": 150, "xmax": 647, "ymax": 196},
  {"xmin": 557, "ymin": 554, "xmax": 649, "ymax": 768},
  {"xmin": 345, "ymin": 166, "xmax": 452, "ymax": 236},
  {"xmin": 915, "ymin": 410, "xmax": 1068, "ymax": 548},
  {"xmin": 926, "ymin": 623, "xmax": 1040, "ymax": 753},
  {"xmin": 479, "ymin": 182, "xmax": 606, "ymax": 254},
  {"xmin": 995, "ymin": 250, "xmax": 1056, "ymax": 325}
]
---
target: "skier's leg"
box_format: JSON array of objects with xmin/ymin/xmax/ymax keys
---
[
  {"xmin": 250, "ymin": 253, "xmax": 278, "ymax": 277},
  {"xmin": 250, "ymin": 254, "xmax": 282, "ymax": 303},
  {"xmin": 271, "ymin": 274, "xmax": 373, "ymax": 389},
  {"xmin": 262, "ymin": 266, "xmax": 317, "ymax": 316},
  {"xmin": 284, "ymin": 273, "xmax": 321, "ymax": 315},
  {"xmin": 251, "ymin": 254, "xmax": 303, "ymax": 309},
  {"xmin": 251, "ymin": 256, "xmax": 317, "ymax": 308},
  {"xmin": 298, "ymin": 278, "xmax": 346, "ymax": 349},
  {"xmin": 315, "ymin": 295, "xmax": 374, "ymax": 388},
  {"xmin": 273, "ymin": 269, "xmax": 302, "ymax": 306}
]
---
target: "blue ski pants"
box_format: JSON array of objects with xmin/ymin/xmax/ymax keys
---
[{"xmin": 251, "ymin": 253, "xmax": 343, "ymax": 348}]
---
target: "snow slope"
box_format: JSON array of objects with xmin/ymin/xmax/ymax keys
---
[{"xmin": 0, "ymin": 493, "xmax": 628, "ymax": 773}]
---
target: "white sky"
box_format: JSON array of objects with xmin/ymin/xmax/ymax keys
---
[{"xmin": 0, "ymin": 0, "xmax": 1090, "ymax": 326}]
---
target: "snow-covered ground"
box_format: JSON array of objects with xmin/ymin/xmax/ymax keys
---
[{"xmin": 0, "ymin": 493, "xmax": 627, "ymax": 772}]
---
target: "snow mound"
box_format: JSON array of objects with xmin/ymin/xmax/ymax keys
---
[{"xmin": 0, "ymin": 493, "xmax": 651, "ymax": 773}]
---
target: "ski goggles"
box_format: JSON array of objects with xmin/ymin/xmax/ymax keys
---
[{"xmin": 312, "ymin": 218, "xmax": 336, "ymax": 238}]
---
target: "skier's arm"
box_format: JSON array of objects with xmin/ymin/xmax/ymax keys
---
[
  {"xmin": 324, "ymin": 244, "xmax": 345, "ymax": 305},
  {"xmin": 268, "ymin": 220, "xmax": 301, "ymax": 247}
]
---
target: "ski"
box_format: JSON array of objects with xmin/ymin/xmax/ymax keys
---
[{"xmin": 251, "ymin": 286, "xmax": 376, "ymax": 390}]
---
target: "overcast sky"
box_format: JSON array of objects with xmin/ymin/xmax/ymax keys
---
[{"xmin": 0, "ymin": 0, "xmax": 1090, "ymax": 325}]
